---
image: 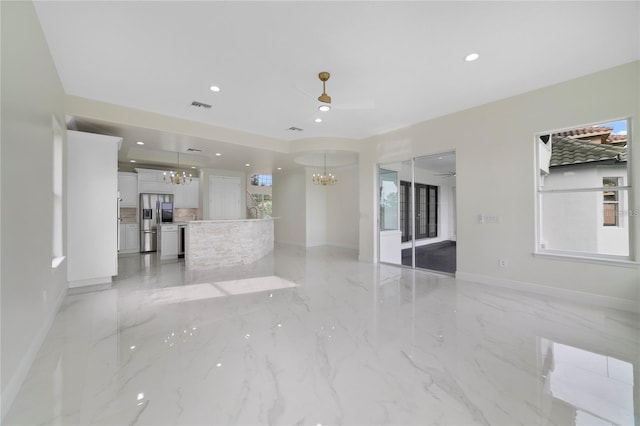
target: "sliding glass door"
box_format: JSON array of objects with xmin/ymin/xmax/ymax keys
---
[{"xmin": 378, "ymin": 152, "xmax": 456, "ymax": 274}]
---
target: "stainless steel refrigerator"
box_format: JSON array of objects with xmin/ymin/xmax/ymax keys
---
[{"xmin": 140, "ymin": 193, "xmax": 174, "ymax": 252}]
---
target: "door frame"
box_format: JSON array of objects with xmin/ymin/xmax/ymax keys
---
[{"xmin": 377, "ymin": 151, "xmax": 456, "ymax": 274}]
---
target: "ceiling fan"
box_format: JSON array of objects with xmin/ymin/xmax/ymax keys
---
[
  {"xmin": 317, "ymin": 71, "xmax": 331, "ymax": 104},
  {"xmin": 292, "ymin": 71, "xmax": 375, "ymax": 110},
  {"xmin": 435, "ymin": 171, "xmax": 456, "ymax": 178}
]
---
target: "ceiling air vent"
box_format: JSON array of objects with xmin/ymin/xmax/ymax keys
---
[
  {"xmin": 190, "ymin": 101, "xmax": 212, "ymax": 109},
  {"xmin": 287, "ymin": 126, "xmax": 304, "ymax": 132},
  {"xmin": 186, "ymin": 148, "xmax": 202, "ymax": 152}
]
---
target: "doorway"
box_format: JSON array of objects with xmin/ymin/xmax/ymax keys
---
[{"xmin": 378, "ymin": 152, "xmax": 457, "ymax": 274}]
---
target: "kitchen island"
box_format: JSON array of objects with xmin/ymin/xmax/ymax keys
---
[{"xmin": 185, "ymin": 218, "xmax": 275, "ymax": 270}]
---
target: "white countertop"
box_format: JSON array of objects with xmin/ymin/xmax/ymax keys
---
[{"xmin": 187, "ymin": 217, "xmax": 278, "ymax": 224}]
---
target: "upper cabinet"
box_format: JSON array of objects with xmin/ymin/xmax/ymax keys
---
[
  {"xmin": 118, "ymin": 172, "xmax": 138, "ymax": 207},
  {"xmin": 135, "ymin": 169, "xmax": 200, "ymax": 208},
  {"xmin": 174, "ymin": 178, "xmax": 200, "ymax": 208},
  {"xmin": 187, "ymin": 178, "xmax": 200, "ymax": 208},
  {"xmin": 137, "ymin": 170, "xmax": 172, "ymax": 195}
]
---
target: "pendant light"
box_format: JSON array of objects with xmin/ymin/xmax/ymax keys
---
[
  {"xmin": 312, "ymin": 152, "xmax": 337, "ymax": 186},
  {"xmin": 164, "ymin": 152, "xmax": 192, "ymax": 185}
]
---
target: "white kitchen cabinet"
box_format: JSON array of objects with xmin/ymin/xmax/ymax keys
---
[
  {"xmin": 187, "ymin": 178, "xmax": 200, "ymax": 208},
  {"xmin": 119, "ymin": 224, "xmax": 126, "ymax": 252},
  {"xmin": 209, "ymin": 176, "xmax": 241, "ymax": 219},
  {"xmin": 174, "ymin": 178, "xmax": 200, "ymax": 208},
  {"xmin": 137, "ymin": 169, "xmax": 172, "ymax": 194},
  {"xmin": 119, "ymin": 223, "xmax": 139, "ymax": 253},
  {"xmin": 118, "ymin": 172, "xmax": 138, "ymax": 207},
  {"xmin": 159, "ymin": 224, "xmax": 178, "ymax": 260},
  {"xmin": 173, "ymin": 183, "xmax": 187, "ymax": 208},
  {"xmin": 126, "ymin": 224, "xmax": 139, "ymax": 252}
]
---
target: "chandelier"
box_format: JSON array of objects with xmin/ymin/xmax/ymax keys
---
[
  {"xmin": 164, "ymin": 152, "xmax": 192, "ymax": 185},
  {"xmin": 312, "ymin": 152, "xmax": 337, "ymax": 186}
]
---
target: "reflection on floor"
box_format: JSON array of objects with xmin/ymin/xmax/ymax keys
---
[
  {"xmin": 402, "ymin": 240, "xmax": 456, "ymax": 273},
  {"xmin": 4, "ymin": 245, "xmax": 638, "ymax": 425}
]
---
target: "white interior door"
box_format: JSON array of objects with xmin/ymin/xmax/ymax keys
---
[{"xmin": 209, "ymin": 176, "xmax": 241, "ymax": 219}]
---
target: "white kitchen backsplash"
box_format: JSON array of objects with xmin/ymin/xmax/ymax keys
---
[
  {"xmin": 174, "ymin": 208, "xmax": 199, "ymax": 221},
  {"xmin": 119, "ymin": 207, "xmax": 137, "ymax": 224},
  {"xmin": 119, "ymin": 207, "xmax": 199, "ymax": 223}
]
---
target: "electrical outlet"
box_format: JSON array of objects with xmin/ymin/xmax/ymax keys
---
[{"xmin": 498, "ymin": 259, "xmax": 507, "ymax": 268}]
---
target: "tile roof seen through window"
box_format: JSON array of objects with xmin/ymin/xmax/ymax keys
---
[
  {"xmin": 550, "ymin": 136, "xmax": 627, "ymax": 168},
  {"xmin": 555, "ymin": 126, "xmax": 613, "ymax": 139},
  {"xmin": 554, "ymin": 125, "xmax": 627, "ymax": 146}
]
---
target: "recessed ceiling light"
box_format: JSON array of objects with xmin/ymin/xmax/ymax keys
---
[
  {"xmin": 318, "ymin": 105, "xmax": 331, "ymax": 112},
  {"xmin": 465, "ymin": 53, "xmax": 479, "ymax": 62},
  {"xmin": 191, "ymin": 166, "xmax": 196, "ymax": 169},
  {"xmin": 215, "ymin": 153, "xmax": 222, "ymax": 156},
  {"xmin": 277, "ymin": 167, "xmax": 282, "ymax": 170},
  {"xmin": 130, "ymin": 160, "xmax": 136, "ymax": 163},
  {"xmin": 315, "ymin": 118, "xmax": 322, "ymax": 123},
  {"xmin": 136, "ymin": 141, "xmax": 144, "ymax": 145},
  {"xmin": 209, "ymin": 85, "xmax": 221, "ymax": 92},
  {"xmin": 245, "ymin": 163, "xmax": 250, "ymax": 167}
]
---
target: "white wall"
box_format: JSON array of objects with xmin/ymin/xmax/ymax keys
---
[
  {"xmin": 542, "ymin": 165, "xmax": 629, "ymax": 256},
  {"xmin": 325, "ymin": 165, "xmax": 359, "ymax": 249},
  {"xmin": 272, "ymin": 168, "xmax": 306, "ymax": 246},
  {"xmin": 1, "ymin": 1, "xmax": 68, "ymax": 418},
  {"xmin": 359, "ymin": 61, "xmax": 640, "ymax": 302},
  {"xmin": 305, "ymin": 168, "xmax": 327, "ymax": 247},
  {"xmin": 273, "ymin": 164, "xmax": 359, "ymax": 250},
  {"xmin": 67, "ymin": 131, "xmax": 120, "ymax": 286}
]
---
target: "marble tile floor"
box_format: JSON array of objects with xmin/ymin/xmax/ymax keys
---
[{"xmin": 4, "ymin": 245, "xmax": 639, "ymax": 425}]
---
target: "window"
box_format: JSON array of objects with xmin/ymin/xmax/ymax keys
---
[
  {"xmin": 603, "ymin": 177, "xmax": 620, "ymax": 227},
  {"xmin": 52, "ymin": 116, "xmax": 64, "ymax": 267},
  {"xmin": 250, "ymin": 193, "xmax": 272, "ymax": 216},
  {"xmin": 379, "ymin": 169, "xmax": 399, "ymax": 231},
  {"xmin": 400, "ymin": 181, "xmax": 438, "ymax": 242},
  {"xmin": 250, "ymin": 174, "xmax": 272, "ymax": 186},
  {"xmin": 536, "ymin": 119, "xmax": 632, "ymax": 258},
  {"xmin": 400, "ymin": 181, "xmax": 408, "ymax": 239}
]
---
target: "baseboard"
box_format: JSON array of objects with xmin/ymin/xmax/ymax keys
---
[
  {"xmin": 1, "ymin": 284, "xmax": 68, "ymax": 420},
  {"xmin": 68, "ymin": 276, "xmax": 113, "ymax": 288},
  {"xmin": 67, "ymin": 282, "xmax": 112, "ymax": 295},
  {"xmin": 274, "ymin": 240, "xmax": 306, "ymax": 248},
  {"xmin": 324, "ymin": 243, "xmax": 359, "ymax": 251},
  {"xmin": 275, "ymin": 240, "xmax": 358, "ymax": 251},
  {"xmin": 118, "ymin": 249, "xmax": 139, "ymax": 255},
  {"xmin": 455, "ymin": 271, "xmax": 638, "ymax": 313}
]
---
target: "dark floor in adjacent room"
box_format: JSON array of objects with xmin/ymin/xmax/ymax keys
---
[{"xmin": 402, "ymin": 240, "xmax": 456, "ymax": 273}]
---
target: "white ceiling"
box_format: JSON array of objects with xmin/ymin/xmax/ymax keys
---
[{"xmin": 33, "ymin": 1, "xmax": 640, "ymax": 173}]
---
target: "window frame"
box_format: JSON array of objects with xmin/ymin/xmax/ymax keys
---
[
  {"xmin": 400, "ymin": 180, "xmax": 438, "ymax": 242},
  {"xmin": 52, "ymin": 116, "xmax": 65, "ymax": 268},
  {"xmin": 534, "ymin": 118, "xmax": 635, "ymax": 262},
  {"xmin": 602, "ymin": 177, "xmax": 621, "ymax": 227}
]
